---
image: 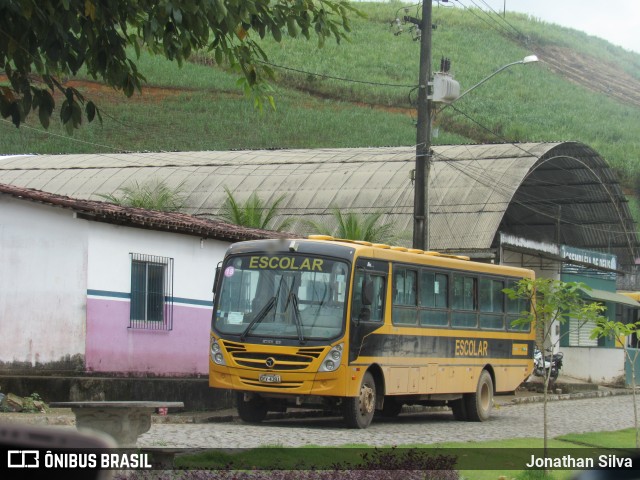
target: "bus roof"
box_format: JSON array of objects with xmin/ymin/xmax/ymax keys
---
[
  {"xmin": 308, "ymin": 235, "xmax": 472, "ymax": 260},
  {"xmin": 620, "ymin": 292, "xmax": 640, "ymax": 301},
  {"xmin": 225, "ymin": 236, "xmax": 535, "ymax": 279},
  {"xmin": 304, "ymin": 235, "xmax": 535, "ymax": 278}
]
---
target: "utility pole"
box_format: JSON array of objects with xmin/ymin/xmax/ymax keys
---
[{"xmin": 412, "ymin": 0, "xmax": 433, "ymax": 250}]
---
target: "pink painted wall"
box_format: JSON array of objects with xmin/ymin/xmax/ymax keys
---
[{"xmin": 86, "ymin": 298, "xmax": 211, "ymax": 375}]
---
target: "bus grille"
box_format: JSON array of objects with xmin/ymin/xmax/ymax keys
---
[{"xmin": 222, "ymin": 341, "xmax": 324, "ymax": 371}]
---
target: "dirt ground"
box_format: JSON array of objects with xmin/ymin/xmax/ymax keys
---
[{"xmin": 537, "ymin": 45, "xmax": 640, "ymax": 108}]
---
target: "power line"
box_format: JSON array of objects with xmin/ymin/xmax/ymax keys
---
[
  {"xmin": 474, "ymin": 0, "xmax": 527, "ymax": 39},
  {"xmin": 256, "ymin": 60, "xmax": 416, "ymax": 89},
  {"xmin": 454, "ymin": 0, "xmax": 528, "ymax": 43}
]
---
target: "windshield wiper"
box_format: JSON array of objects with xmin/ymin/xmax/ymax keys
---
[
  {"xmin": 288, "ymin": 293, "xmax": 306, "ymax": 345},
  {"xmin": 240, "ymin": 296, "xmax": 276, "ymax": 341},
  {"xmin": 240, "ymin": 276, "xmax": 286, "ymax": 341},
  {"xmin": 281, "ymin": 276, "xmax": 305, "ymax": 344}
]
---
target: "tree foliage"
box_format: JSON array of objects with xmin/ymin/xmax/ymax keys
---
[
  {"xmin": 504, "ymin": 278, "xmax": 606, "ymax": 459},
  {"xmin": 98, "ymin": 179, "xmax": 186, "ymax": 211},
  {"xmin": 0, "ymin": 0, "xmax": 359, "ymax": 131},
  {"xmin": 305, "ymin": 207, "xmax": 396, "ymax": 243},
  {"xmin": 505, "ymin": 279, "xmax": 604, "ymax": 343},
  {"xmin": 591, "ymin": 318, "xmax": 640, "ymax": 448},
  {"xmin": 218, "ymin": 186, "xmax": 292, "ymax": 231}
]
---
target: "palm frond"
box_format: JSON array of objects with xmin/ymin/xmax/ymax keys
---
[
  {"xmin": 304, "ymin": 207, "xmax": 395, "ymax": 243},
  {"xmin": 97, "ymin": 179, "xmax": 186, "ymax": 212},
  {"xmin": 218, "ymin": 187, "xmax": 290, "ymax": 231}
]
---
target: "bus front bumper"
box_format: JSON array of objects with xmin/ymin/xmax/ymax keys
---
[{"xmin": 209, "ymin": 362, "xmax": 347, "ymax": 397}]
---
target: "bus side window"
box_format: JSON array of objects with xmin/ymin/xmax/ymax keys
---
[
  {"xmin": 352, "ymin": 272, "xmax": 385, "ymax": 323},
  {"xmin": 479, "ymin": 278, "xmax": 505, "ymax": 329},
  {"xmin": 452, "ymin": 274, "xmax": 477, "ymax": 328},
  {"xmin": 419, "ymin": 270, "xmax": 449, "ymax": 326},
  {"xmin": 506, "ymin": 279, "xmax": 531, "ymax": 332},
  {"xmin": 435, "ymin": 273, "xmax": 448, "ymax": 308},
  {"xmin": 393, "ymin": 268, "xmax": 417, "ymax": 306},
  {"xmin": 392, "ymin": 267, "xmax": 418, "ymax": 324},
  {"xmin": 368, "ymin": 275, "xmax": 385, "ymax": 322}
]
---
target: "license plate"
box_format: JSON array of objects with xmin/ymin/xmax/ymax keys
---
[{"xmin": 259, "ymin": 373, "xmax": 281, "ymax": 384}]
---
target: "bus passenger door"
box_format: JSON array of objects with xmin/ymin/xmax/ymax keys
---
[{"xmin": 349, "ymin": 267, "xmax": 386, "ymax": 362}]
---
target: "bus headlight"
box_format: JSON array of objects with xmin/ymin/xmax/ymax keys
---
[
  {"xmin": 319, "ymin": 343, "xmax": 343, "ymax": 372},
  {"xmin": 210, "ymin": 339, "xmax": 226, "ymax": 366}
]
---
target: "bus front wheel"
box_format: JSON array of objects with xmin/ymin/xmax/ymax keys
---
[
  {"xmin": 236, "ymin": 392, "xmax": 268, "ymax": 424},
  {"xmin": 343, "ymin": 371, "xmax": 376, "ymax": 429},
  {"xmin": 464, "ymin": 370, "xmax": 493, "ymax": 422}
]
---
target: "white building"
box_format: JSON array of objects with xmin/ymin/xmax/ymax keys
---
[{"xmin": 0, "ymin": 183, "xmax": 285, "ymax": 377}]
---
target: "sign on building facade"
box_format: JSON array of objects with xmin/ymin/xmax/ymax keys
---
[{"xmin": 561, "ymin": 245, "xmax": 617, "ymax": 281}]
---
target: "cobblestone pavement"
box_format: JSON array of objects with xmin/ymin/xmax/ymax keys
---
[{"xmin": 137, "ymin": 394, "xmax": 635, "ymax": 448}]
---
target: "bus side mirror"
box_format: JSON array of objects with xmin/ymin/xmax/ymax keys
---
[
  {"xmin": 362, "ymin": 278, "xmax": 373, "ymax": 306},
  {"xmin": 356, "ymin": 280, "xmax": 373, "ymax": 324},
  {"xmin": 212, "ymin": 262, "xmax": 222, "ymax": 298}
]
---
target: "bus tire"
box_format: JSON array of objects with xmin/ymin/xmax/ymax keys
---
[
  {"xmin": 343, "ymin": 371, "xmax": 376, "ymax": 429},
  {"xmin": 450, "ymin": 398, "xmax": 467, "ymax": 421},
  {"xmin": 464, "ymin": 370, "xmax": 493, "ymax": 422},
  {"xmin": 236, "ymin": 392, "xmax": 268, "ymax": 424}
]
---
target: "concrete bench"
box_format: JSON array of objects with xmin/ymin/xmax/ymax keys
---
[{"xmin": 49, "ymin": 401, "xmax": 184, "ymax": 447}]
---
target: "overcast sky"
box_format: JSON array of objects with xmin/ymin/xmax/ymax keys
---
[{"xmin": 475, "ymin": 0, "xmax": 640, "ymax": 54}]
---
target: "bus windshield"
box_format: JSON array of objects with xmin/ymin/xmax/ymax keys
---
[{"xmin": 213, "ymin": 254, "xmax": 349, "ymax": 342}]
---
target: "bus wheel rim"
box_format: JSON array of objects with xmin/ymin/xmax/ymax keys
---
[
  {"xmin": 480, "ymin": 380, "xmax": 490, "ymax": 410},
  {"xmin": 359, "ymin": 384, "xmax": 375, "ymax": 414}
]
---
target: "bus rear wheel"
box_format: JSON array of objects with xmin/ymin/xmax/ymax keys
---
[
  {"xmin": 236, "ymin": 392, "xmax": 268, "ymax": 424},
  {"xmin": 464, "ymin": 370, "xmax": 493, "ymax": 422},
  {"xmin": 343, "ymin": 371, "xmax": 376, "ymax": 428}
]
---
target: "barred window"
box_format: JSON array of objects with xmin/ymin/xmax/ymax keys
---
[{"xmin": 130, "ymin": 253, "xmax": 173, "ymax": 330}]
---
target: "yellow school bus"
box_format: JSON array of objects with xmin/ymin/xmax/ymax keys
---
[{"xmin": 209, "ymin": 236, "xmax": 534, "ymax": 428}]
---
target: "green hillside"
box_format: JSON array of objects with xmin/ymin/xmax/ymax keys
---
[{"xmin": 2, "ymin": 1, "xmax": 640, "ymax": 213}]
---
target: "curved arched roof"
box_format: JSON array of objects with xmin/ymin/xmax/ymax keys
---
[{"xmin": 0, "ymin": 141, "xmax": 637, "ymax": 271}]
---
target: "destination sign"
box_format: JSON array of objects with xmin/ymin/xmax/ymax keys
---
[{"xmin": 248, "ymin": 256, "xmax": 325, "ymax": 271}]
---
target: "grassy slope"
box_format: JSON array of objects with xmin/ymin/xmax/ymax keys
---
[{"xmin": 1, "ymin": 2, "xmax": 639, "ymax": 213}]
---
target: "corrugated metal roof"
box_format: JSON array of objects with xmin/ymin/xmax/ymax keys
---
[{"xmin": 1, "ymin": 142, "xmax": 637, "ymax": 272}]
